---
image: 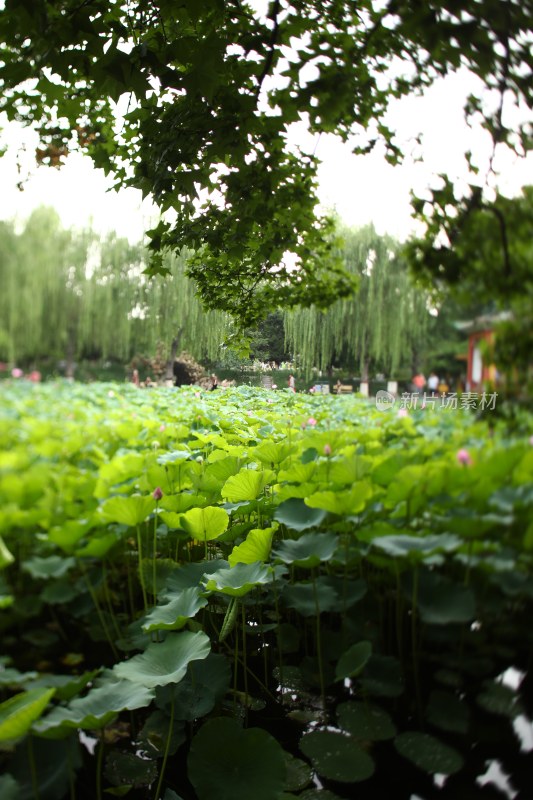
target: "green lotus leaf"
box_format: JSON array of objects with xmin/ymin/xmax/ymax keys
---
[
  {"xmin": 104, "ymin": 750, "xmax": 158, "ymax": 789},
  {"xmin": 10, "ymin": 737, "xmax": 82, "ymax": 800},
  {"xmin": 0, "ymin": 774, "xmax": 19, "ymax": 800},
  {"xmin": 162, "ymin": 559, "xmax": 229, "ymax": 593},
  {"xmin": 476, "ymin": 680, "xmax": 524, "ymax": 718},
  {"xmin": 203, "ymin": 562, "xmax": 272, "ymax": 597},
  {"xmin": 282, "ymin": 579, "xmax": 340, "ymax": 617},
  {"xmin": 273, "ymin": 532, "xmax": 337, "ymax": 569},
  {"xmin": 188, "ymin": 717, "xmax": 286, "ymax": 800},
  {"xmin": 114, "ymin": 631, "xmax": 210, "ymax": 688},
  {"xmin": 160, "ymin": 493, "xmax": 203, "ymax": 514},
  {"xmin": 179, "ymin": 506, "xmax": 229, "ymax": 541},
  {"xmin": 76, "ymin": 531, "xmax": 120, "ymax": 558},
  {"xmin": 137, "ymin": 710, "xmax": 186, "ymax": 757},
  {"xmin": 273, "ymin": 498, "xmax": 327, "ymax": 531},
  {"xmin": 300, "ymin": 730, "xmax": 374, "ymax": 783},
  {"xmin": 358, "ymin": 655, "xmax": 404, "ymax": 697},
  {"xmin": 328, "ymin": 455, "xmax": 373, "ymax": 485},
  {"xmin": 157, "ymin": 450, "xmax": 192, "ymax": 465},
  {"xmin": 34, "ymin": 678, "xmax": 154, "ymax": 734},
  {"xmin": 337, "ymin": 701, "xmax": 396, "ymax": 740},
  {"xmin": 253, "ymin": 441, "xmax": 294, "ymax": 465},
  {"xmin": 221, "ymin": 469, "xmax": 266, "ymax": 502},
  {"xmin": 27, "ymin": 670, "xmax": 100, "ymax": 702},
  {"xmin": 284, "ymin": 753, "xmax": 313, "ymax": 792},
  {"xmin": 415, "ymin": 571, "xmax": 476, "ymax": 625},
  {"xmin": 335, "ymin": 641, "xmax": 372, "ymax": 681},
  {"xmin": 305, "ymin": 484, "xmax": 373, "ymax": 516},
  {"xmin": 141, "ymin": 587, "xmax": 208, "ymax": 633},
  {"xmin": 156, "ymin": 653, "xmax": 231, "ymax": 721},
  {"xmin": 22, "ymin": 555, "xmax": 76, "ymax": 580},
  {"xmin": 47, "ymin": 518, "xmax": 93, "ymax": 553},
  {"xmin": 278, "ymin": 462, "xmax": 317, "ymax": 483},
  {"xmin": 394, "ymin": 731, "xmax": 464, "ymax": 775},
  {"xmin": 229, "ymin": 526, "xmax": 276, "ymax": 566},
  {"xmin": 100, "ymin": 494, "xmax": 156, "ymax": 526},
  {"xmin": 0, "ymin": 536, "xmax": 15, "ymax": 570},
  {"xmin": 372, "ymin": 533, "xmax": 462, "ymax": 560},
  {"xmin": 425, "ymin": 690, "xmax": 469, "ymax": 734},
  {"xmin": 0, "ymin": 688, "xmax": 55, "ymax": 744}
]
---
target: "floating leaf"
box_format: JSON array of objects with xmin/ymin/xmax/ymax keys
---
[
  {"xmin": 104, "ymin": 751, "xmax": 158, "ymax": 789},
  {"xmin": 114, "ymin": 631, "xmax": 210, "ymax": 688},
  {"xmin": 426, "ymin": 690, "xmax": 469, "ymax": 734},
  {"xmin": 273, "ymin": 532, "xmax": 337, "ymax": 569},
  {"xmin": 0, "ymin": 774, "xmax": 19, "ymax": 800},
  {"xmin": 179, "ymin": 506, "xmax": 229, "ymax": 541},
  {"xmin": 138, "ymin": 710, "xmax": 186, "ymax": 756},
  {"xmin": 394, "ymin": 731, "xmax": 464, "ymax": 775},
  {"xmin": 337, "ymin": 700, "xmax": 396, "ymax": 740},
  {"xmin": 415, "ymin": 571, "xmax": 476, "ymax": 625},
  {"xmin": 300, "ymin": 730, "xmax": 374, "ymax": 783},
  {"xmin": 358, "ymin": 655, "xmax": 404, "ymax": 697},
  {"xmin": 274, "ymin": 498, "xmax": 326, "ymax": 532},
  {"xmin": 335, "ymin": 641, "xmax": 372, "ymax": 681},
  {"xmin": 0, "ymin": 688, "xmax": 55, "ymax": 744},
  {"xmin": 477, "ymin": 680, "xmax": 524, "ymax": 718},
  {"xmin": 284, "ymin": 753, "xmax": 312, "ymax": 792},
  {"xmin": 188, "ymin": 717, "xmax": 286, "ymax": 800}
]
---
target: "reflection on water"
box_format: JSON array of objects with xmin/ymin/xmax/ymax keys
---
[{"xmin": 476, "ymin": 760, "xmax": 517, "ymax": 799}]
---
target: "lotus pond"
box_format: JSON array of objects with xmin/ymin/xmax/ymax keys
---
[{"xmin": 0, "ymin": 381, "xmax": 532, "ymax": 800}]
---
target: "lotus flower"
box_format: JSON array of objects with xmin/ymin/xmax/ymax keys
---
[
  {"xmin": 152, "ymin": 487, "xmax": 163, "ymax": 501},
  {"xmin": 397, "ymin": 408, "xmax": 408, "ymax": 418},
  {"xmin": 324, "ymin": 444, "xmax": 332, "ymax": 456},
  {"xmin": 307, "ymin": 417, "xmax": 317, "ymax": 426},
  {"xmin": 456, "ymin": 449, "xmax": 472, "ymax": 466}
]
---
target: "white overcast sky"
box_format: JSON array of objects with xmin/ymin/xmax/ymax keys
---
[{"xmin": 0, "ymin": 67, "xmax": 531, "ymax": 243}]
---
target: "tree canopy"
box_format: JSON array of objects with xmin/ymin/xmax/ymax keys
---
[{"xmin": 1, "ymin": 1, "xmax": 531, "ymax": 329}]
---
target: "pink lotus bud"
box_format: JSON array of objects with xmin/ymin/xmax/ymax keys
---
[
  {"xmin": 529, "ymin": 436, "xmax": 533, "ymax": 446},
  {"xmin": 324, "ymin": 444, "xmax": 332, "ymax": 456},
  {"xmin": 11, "ymin": 368, "xmax": 23, "ymax": 378},
  {"xmin": 397, "ymin": 408, "xmax": 408, "ymax": 418},
  {"xmin": 272, "ymin": 384, "xmax": 278, "ymax": 389},
  {"xmin": 159, "ymin": 424, "xmax": 166, "ymax": 432},
  {"xmin": 194, "ymin": 392, "xmax": 201, "ymax": 398},
  {"xmin": 247, "ymin": 410, "xmax": 253, "ymax": 416},
  {"xmin": 456, "ymin": 449, "xmax": 472, "ymax": 466},
  {"xmin": 152, "ymin": 487, "xmax": 163, "ymax": 501},
  {"xmin": 307, "ymin": 417, "xmax": 317, "ymax": 426}
]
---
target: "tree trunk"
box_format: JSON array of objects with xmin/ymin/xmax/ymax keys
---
[
  {"xmin": 165, "ymin": 329, "xmax": 183, "ymax": 381},
  {"xmin": 361, "ymin": 358, "xmax": 370, "ymax": 383}
]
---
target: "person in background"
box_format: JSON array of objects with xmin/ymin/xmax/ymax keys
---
[
  {"xmin": 132, "ymin": 368, "xmax": 140, "ymax": 387},
  {"xmin": 427, "ymin": 371, "xmax": 439, "ymax": 395},
  {"xmin": 288, "ymin": 374, "xmax": 296, "ymax": 392},
  {"xmin": 210, "ymin": 374, "xmax": 218, "ymax": 390},
  {"xmin": 412, "ymin": 372, "xmax": 426, "ymax": 394}
]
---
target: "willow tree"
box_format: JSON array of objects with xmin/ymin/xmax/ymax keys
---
[
  {"xmin": 0, "ymin": 208, "xmax": 228, "ymax": 373},
  {"xmin": 284, "ymin": 225, "xmax": 430, "ymax": 380},
  {"xmin": 132, "ymin": 247, "xmax": 229, "ymax": 378}
]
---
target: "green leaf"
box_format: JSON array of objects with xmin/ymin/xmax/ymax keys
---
[
  {"xmin": 415, "ymin": 571, "xmax": 476, "ymax": 625},
  {"xmin": 358, "ymin": 655, "xmax": 404, "ymax": 697},
  {"xmin": 0, "ymin": 774, "xmax": 19, "ymax": 800},
  {"xmin": 394, "ymin": 731, "xmax": 464, "ymax": 775},
  {"xmin": 371, "ymin": 533, "xmax": 462, "ymax": 560},
  {"xmin": 274, "ymin": 498, "xmax": 326, "ymax": 532},
  {"xmin": 305, "ymin": 483, "xmax": 373, "ymax": 515},
  {"xmin": 188, "ymin": 717, "xmax": 287, "ymax": 800},
  {"xmin": 300, "ymin": 730, "xmax": 374, "ymax": 783},
  {"xmin": 100, "ymin": 495, "xmax": 156, "ymax": 526},
  {"xmin": 282, "ymin": 579, "xmax": 339, "ymax": 617},
  {"xmin": 221, "ymin": 469, "xmax": 266, "ymax": 502},
  {"xmin": 104, "ymin": 750, "xmax": 158, "ymax": 789},
  {"xmin": 180, "ymin": 506, "xmax": 229, "ymax": 541},
  {"xmin": 337, "ymin": 701, "xmax": 396, "ymax": 741},
  {"xmin": 335, "ymin": 641, "xmax": 372, "ymax": 681},
  {"xmin": 114, "ymin": 631, "xmax": 210, "ymax": 688},
  {"xmin": 0, "ymin": 688, "xmax": 55, "ymax": 744},
  {"xmin": 229, "ymin": 526, "xmax": 275, "ymax": 566},
  {"xmin": 0, "ymin": 536, "xmax": 15, "ymax": 569},
  {"xmin": 34, "ymin": 679, "xmax": 154, "ymax": 734},
  {"xmin": 273, "ymin": 532, "xmax": 337, "ymax": 569},
  {"xmin": 284, "ymin": 753, "xmax": 312, "ymax": 792},
  {"xmin": 22, "ymin": 556, "xmax": 76, "ymax": 580},
  {"xmin": 476, "ymin": 680, "xmax": 524, "ymax": 718},
  {"xmin": 203, "ymin": 562, "xmax": 272, "ymax": 597},
  {"xmin": 141, "ymin": 587, "xmax": 208, "ymax": 632},
  {"xmin": 426, "ymin": 690, "xmax": 469, "ymax": 734}
]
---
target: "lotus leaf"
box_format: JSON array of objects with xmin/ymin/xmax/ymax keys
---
[
  {"xmin": 188, "ymin": 717, "xmax": 286, "ymax": 800},
  {"xmin": 394, "ymin": 731, "xmax": 464, "ymax": 775},
  {"xmin": 114, "ymin": 631, "xmax": 210, "ymax": 688},
  {"xmin": 300, "ymin": 729, "xmax": 375, "ymax": 782}
]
